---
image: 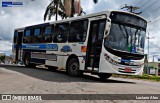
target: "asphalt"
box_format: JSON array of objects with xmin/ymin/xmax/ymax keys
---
[{"xmin": 0, "ymin": 64, "xmax": 160, "ymax": 103}]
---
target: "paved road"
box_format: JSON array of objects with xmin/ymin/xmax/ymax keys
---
[{"xmin": 0, "ymin": 64, "xmax": 160, "ymax": 103}]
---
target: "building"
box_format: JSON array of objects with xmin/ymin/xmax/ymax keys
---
[
  {"xmin": 144, "ymin": 62, "xmax": 160, "ymax": 76},
  {"xmin": 0, "ymin": 52, "xmax": 5, "ymax": 56}
]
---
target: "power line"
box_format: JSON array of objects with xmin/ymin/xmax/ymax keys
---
[
  {"xmin": 140, "ymin": 1, "xmax": 160, "ymax": 18},
  {"xmin": 152, "ymin": 6, "xmax": 160, "ymax": 19},
  {"xmin": 142, "ymin": 0, "xmax": 159, "ymax": 13},
  {"xmin": 150, "ymin": 41, "xmax": 160, "ymax": 50},
  {"xmin": 130, "ymin": 0, "xmax": 139, "ymax": 5},
  {"xmin": 145, "ymin": 4, "xmax": 160, "ymax": 18},
  {"xmin": 140, "ymin": 0, "xmax": 151, "ymax": 8},
  {"xmin": 152, "ymin": 2, "xmax": 160, "ymax": 12},
  {"xmin": 134, "ymin": 0, "xmax": 144, "ymax": 6},
  {"xmin": 150, "ymin": 17, "xmax": 160, "ymax": 24}
]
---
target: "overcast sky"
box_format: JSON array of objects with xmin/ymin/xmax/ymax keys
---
[{"xmin": 0, "ymin": 0, "xmax": 160, "ymax": 61}]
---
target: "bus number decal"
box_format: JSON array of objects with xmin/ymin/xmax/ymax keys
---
[{"xmin": 46, "ymin": 44, "xmax": 58, "ymax": 51}]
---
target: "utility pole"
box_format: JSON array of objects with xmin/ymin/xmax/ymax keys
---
[
  {"xmin": 121, "ymin": 4, "xmax": 142, "ymax": 14},
  {"xmin": 146, "ymin": 32, "xmax": 154, "ymax": 74},
  {"xmin": 147, "ymin": 32, "xmax": 150, "ymax": 74},
  {"xmin": 147, "ymin": 32, "xmax": 155, "ymax": 62},
  {"xmin": 147, "ymin": 32, "xmax": 149, "ymax": 63},
  {"xmin": 153, "ymin": 55, "xmax": 158, "ymax": 62}
]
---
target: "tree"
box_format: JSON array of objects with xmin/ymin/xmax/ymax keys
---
[
  {"xmin": 44, "ymin": 0, "xmax": 98, "ymax": 21},
  {"xmin": 93, "ymin": 0, "xmax": 98, "ymax": 3},
  {"xmin": 44, "ymin": 0, "xmax": 67, "ymax": 21},
  {"xmin": 0, "ymin": 56, "xmax": 5, "ymax": 63}
]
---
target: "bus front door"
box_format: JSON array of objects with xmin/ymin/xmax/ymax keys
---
[
  {"xmin": 86, "ymin": 20, "xmax": 106, "ymax": 71},
  {"xmin": 15, "ymin": 31, "xmax": 23, "ymax": 63}
]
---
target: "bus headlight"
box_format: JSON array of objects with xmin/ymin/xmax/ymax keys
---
[
  {"xmin": 104, "ymin": 53, "xmax": 109, "ymax": 60},
  {"xmin": 104, "ymin": 53, "xmax": 118, "ymax": 65}
]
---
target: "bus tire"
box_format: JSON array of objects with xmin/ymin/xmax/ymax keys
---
[
  {"xmin": 24, "ymin": 54, "xmax": 36, "ymax": 68},
  {"xmin": 67, "ymin": 58, "xmax": 83, "ymax": 77},
  {"xmin": 98, "ymin": 73, "xmax": 112, "ymax": 80}
]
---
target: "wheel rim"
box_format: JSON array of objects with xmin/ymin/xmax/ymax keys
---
[{"xmin": 70, "ymin": 62, "xmax": 79, "ymax": 74}]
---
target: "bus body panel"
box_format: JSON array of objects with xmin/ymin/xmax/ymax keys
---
[
  {"xmin": 60, "ymin": 42, "xmax": 87, "ymax": 70},
  {"xmin": 45, "ymin": 43, "xmax": 64, "ymax": 68}
]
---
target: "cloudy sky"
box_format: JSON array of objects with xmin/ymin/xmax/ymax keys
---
[{"xmin": 0, "ymin": 0, "xmax": 160, "ymax": 61}]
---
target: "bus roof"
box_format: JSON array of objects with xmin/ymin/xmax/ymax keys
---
[{"xmin": 15, "ymin": 10, "xmax": 146, "ymax": 31}]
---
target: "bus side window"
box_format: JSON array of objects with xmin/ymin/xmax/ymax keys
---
[
  {"xmin": 23, "ymin": 30, "xmax": 31, "ymax": 43},
  {"xmin": 34, "ymin": 28, "xmax": 40, "ymax": 36},
  {"xmin": 54, "ymin": 23, "xmax": 69, "ymax": 43},
  {"xmin": 33, "ymin": 28, "xmax": 41, "ymax": 43},
  {"xmin": 44, "ymin": 26, "xmax": 53, "ymax": 43},
  {"xmin": 68, "ymin": 20, "xmax": 88, "ymax": 42}
]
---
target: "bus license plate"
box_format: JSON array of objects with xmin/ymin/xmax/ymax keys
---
[{"xmin": 124, "ymin": 68, "xmax": 132, "ymax": 72}]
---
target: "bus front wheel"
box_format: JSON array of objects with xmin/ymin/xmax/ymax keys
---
[
  {"xmin": 98, "ymin": 73, "xmax": 112, "ymax": 80},
  {"xmin": 67, "ymin": 58, "xmax": 83, "ymax": 77}
]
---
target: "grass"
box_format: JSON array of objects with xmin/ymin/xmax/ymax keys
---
[{"xmin": 112, "ymin": 73, "xmax": 160, "ymax": 82}]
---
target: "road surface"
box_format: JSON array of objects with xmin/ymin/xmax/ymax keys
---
[{"xmin": 0, "ymin": 64, "xmax": 159, "ymax": 103}]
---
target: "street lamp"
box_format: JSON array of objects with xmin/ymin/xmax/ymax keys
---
[{"xmin": 153, "ymin": 55, "xmax": 158, "ymax": 62}]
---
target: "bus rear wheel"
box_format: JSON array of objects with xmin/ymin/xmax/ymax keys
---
[
  {"xmin": 98, "ymin": 73, "xmax": 112, "ymax": 80},
  {"xmin": 67, "ymin": 58, "xmax": 83, "ymax": 77},
  {"xmin": 24, "ymin": 54, "xmax": 36, "ymax": 68}
]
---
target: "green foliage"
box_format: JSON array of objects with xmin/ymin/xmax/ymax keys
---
[
  {"xmin": 93, "ymin": 0, "xmax": 98, "ymax": 3},
  {"xmin": 0, "ymin": 56, "xmax": 5, "ymax": 62},
  {"xmin": 113, "ymin": 73, "xmax": 160, "ymax": 82},
  {"xmin": 44, "ymin": 0, "xmax": 66, "ymax": 21},
  {"xmin": 44, "ymin": 0, "xmax": 99, "ymax": 21}
]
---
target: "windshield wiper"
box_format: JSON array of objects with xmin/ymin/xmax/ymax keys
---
[
  {"xmin": 118, "ymin": 24, "xmax": 127, "ymax": 38},
  {"xmin": 122, "ymin": 25, "xmax": 129, "ymax": 49},
  {"xmin": 136, "ymin": 28, "xmax": 142, "ymax": 47}
]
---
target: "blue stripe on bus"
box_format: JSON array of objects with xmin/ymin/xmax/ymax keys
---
[
  {"xmin": 121, "ymin": 59, "xmax": 131, "ymax": 62},
  {"xmin": 13, "ymin": 45, "xmax": 22, "ymax": 49},
  {"xmin": 22, "ymin": 44, "xmax": 58, "ymax": 51}
]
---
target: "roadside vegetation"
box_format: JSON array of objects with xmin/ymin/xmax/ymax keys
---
[
  {"xmin": 0, "ymin": 56, "xmax": 5, "ymax": 63},
  {"xmin": 113, "ymin": 73, "xmax": 160, "ymax": 82}
]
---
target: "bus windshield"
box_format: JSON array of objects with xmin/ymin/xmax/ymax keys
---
[{"xmin": 105, "ymin": 12, "xmax": 147, "ymax": 54}]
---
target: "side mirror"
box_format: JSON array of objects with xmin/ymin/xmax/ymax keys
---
[
  {"xmin": 103, "ymin": 31, "xmax": 108, "ymax": 39},
  {"xmin": 104, "ymin": 35, "xmax": 113, "ymax": 41},
  {"xmin": 105, "ymin": 31, "xmax": 108, "ymax": 35},
  {"xmin": 104, "ymin": 34, "xmax": 110, "ymax": 40}
]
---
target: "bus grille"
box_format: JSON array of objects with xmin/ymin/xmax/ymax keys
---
[{"xmin": 118, "ymin": 68, "xmax": 136, "ymax": 73}]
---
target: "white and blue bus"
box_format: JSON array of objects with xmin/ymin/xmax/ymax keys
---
[{"xmin": 12, "ymin": 10, "xmax": 147, "ymax": 79}]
